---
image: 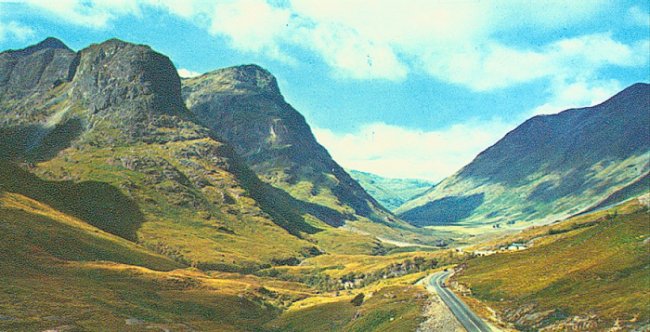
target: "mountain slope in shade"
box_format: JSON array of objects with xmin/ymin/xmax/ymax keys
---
[
  {"xmin": 348, "ymin": 170, "xmax": 435, "ymax": 211},
  {"xmin": 181, "ymin": 65, "xmax": 440, "ymax": 247},
  {"xmin": 397, "ymin": 83, "xmax": 650, "ymax": 227}
]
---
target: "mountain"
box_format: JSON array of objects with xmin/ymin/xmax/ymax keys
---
[
  {"xmin": 181, "ymin": 65, "xmax": 440, "ymax": 250},
  {"xmin": 0, "ymin": 38, "xmax": 327, "ymax": 271},
  {"xmin": 181, "ymin": 65, "xmax": 388, "ymax": 222},
  {"xmin": 347, "ymin": 170, "xmax": 435, "ymax": 211},
  {"xmin": 0, "ymin": 38, "xmax": 441, "ymax": 272},
  {"xmin": 397, "ymin": 83, "xmax": 650, "ymax": 227}
]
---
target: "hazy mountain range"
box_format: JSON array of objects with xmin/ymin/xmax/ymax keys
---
[{"xmin": 347, "ymin": 170, "xmax": 435, "ymax": 211}]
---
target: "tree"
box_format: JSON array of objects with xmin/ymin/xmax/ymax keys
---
[{"xmin": 350, "ymin": 293, "xmax": 365, "ymax": 306}]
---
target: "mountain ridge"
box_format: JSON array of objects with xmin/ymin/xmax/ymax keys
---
[{"xmin": 397, "ymin": 83, "xmax": 650, "ymax": 227}]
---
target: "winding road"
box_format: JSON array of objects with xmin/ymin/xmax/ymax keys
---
[{"xmin": 428, "ymin": 271, "xmax": 493, "ymax": 332}]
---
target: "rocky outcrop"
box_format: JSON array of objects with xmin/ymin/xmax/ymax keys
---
[{"xmin": 71, "ymin": 39, "xmax": 185, "ymax": 117}]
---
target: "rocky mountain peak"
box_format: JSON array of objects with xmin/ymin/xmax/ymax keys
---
[
  {"xmin": 32, "ymin": 37, "xmax": 70, "ymax": 50},
  {"xmin": 2, "ymin": 37, "xmax": 71, "ymax": 57},
  {"xmin": 72, "ymin": 39, "xmax": 185, "ymax": 116},
  {"xmin": 0, "ymin": 37, "xmax": 77, "ymax": 101},
  {"xmin": 225, "ymin": 64, "xmax": 281, "ymax": 95},
  {"xmin": 183, "ymin": 64, "xmax": 281, "ymax": 98}
]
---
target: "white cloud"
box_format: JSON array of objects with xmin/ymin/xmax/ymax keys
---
[
  {"xmin": 24, "ymin": 0, "xmax": 140, "ymax": 28},
  {"xmin": 208, "ymin": 0, "xmax": 294, "ymax": 62},
  {"xmin": 17, "ymin": 1, "xmax": 648, "ymax": 88},
  {"xmin": 420, "ymin": 33, "xmax": 647, "ymax": 91},
  {"xmin": 531, "ymin": 79, "xmax": 623, "ymax": 116},
  {"xmin": 313, "ymin": 120, "xmax": 515, "ymax": 181},
  {"xmin": 302, "ymin": 24, "xmax": 407, "ymax": 80},
  {"xmin": 0, "ymin": 20, "xmax": 34, "ymax": 41},
  {"xmin": 177, "ymin": 68, "xmax": 202, "ymax": 78}
]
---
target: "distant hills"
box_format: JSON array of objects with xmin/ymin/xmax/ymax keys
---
[
  {"xmin": 397, "ymin": 83, "xmax": 650, "ymax": 227},
  {"xmin": 347, "ymin": 170, "xmax": 435, "ymax": 211}
]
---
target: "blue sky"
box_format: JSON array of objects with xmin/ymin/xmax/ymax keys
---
[{"xmin": 0, "ymin": 0, "xmax": 648, "ymax": 181}]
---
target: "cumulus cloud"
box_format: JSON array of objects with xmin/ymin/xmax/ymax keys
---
[
  {"xmin": 313, "ymin": 120, "xmax": 515, "ymax": 181},
  {"xmin": 531, "ymin": 79, "xmax": 623, "ymax": 116},
  {"xmin": 18, "ymin": 0, "xmax": 648, "ymax": 88},
  {"xmin": 423, "ymin": 33, "xmax": 648, "ymax": 91},
  {"xmin": 208, "ymin": 0, "xmax": 295, "ymax": 62},
  {"xmin": 24, "ymin": 0, "xmax": 141, "ymax": 28},
  {"xmin": 177, "ymin": 68, "xmax": 202, "ymax": 78},
  {"xmin": 0, "ymin": 20, "xmax": 34, "ymax": 41}
]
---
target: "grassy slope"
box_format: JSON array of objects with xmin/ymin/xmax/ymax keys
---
[
  {"xmin": 266, "ymin": 273, "xmax": 429, "ymax": 332},
  {"xmin": 0, "ymin": 192, "xmax": 288, "ymax": 331},
  {"xmin": 0, "ymin": 171, "xmax": 445, "ymax": 330},
  {"xmin": 0, "ymin": 190, "xmax": 442, "ymax": 331},
  {"xmin": 454, "ymin": 196, "xmax": 650, "ymax": 331},
  {"xmin": 398, "ymin": 154, "xmax": 649, "ymax": 228},
  {"xmin": 29, "ymin": 141, "xmax": 317, "ymax": 271}
]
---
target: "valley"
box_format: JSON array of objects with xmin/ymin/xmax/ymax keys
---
[{"xmin": 0, "ymin": 36, "xmax": 648, "ymax": 332}]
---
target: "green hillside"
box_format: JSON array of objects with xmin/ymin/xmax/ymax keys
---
[
  {"xmin": 454, "ymin": 196, "xmax": 650, "ymax": 331},
  {"xmin": 347, "ymin": 170, "xmax": 434, "ymax": 211}
]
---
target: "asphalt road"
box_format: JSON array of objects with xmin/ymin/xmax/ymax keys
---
[{"xmin": 429, "ymin": 271, "xmax": 493, "ymax": 332}]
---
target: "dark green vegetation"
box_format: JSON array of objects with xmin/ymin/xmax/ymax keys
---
[
  {"xmin": 347, "ymin": 170, "xmax": 434, "ymax": 211},
  {"xmin": 398, "ymin": 83, "xmax": 650, "ymax": 227},
  {"xmin": 454, "ymin": 196, "xmax": 650, "ymax": 331},
  {"xmin": 401, "ymin": 194, "xmax": 484, "ymax": 227}
]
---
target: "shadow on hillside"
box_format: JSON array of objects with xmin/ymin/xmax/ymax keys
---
[
  {"xmin": 399, "ymin": 193, "xmax": 485, "ymax": 227},
  {"xmin": 237, "ymin": 171, "xmax": 352, "ymax": 235},
  {"xmin": 219, "ymin": 144, "xmax": 357, "ymax": 237},
  {"xmin": 0, "ymin": 119, "xmax": 83, "ymax": 162},
  {"xmin": 0, "ymin": 161, "xmax": 144, "ymax": 241}
]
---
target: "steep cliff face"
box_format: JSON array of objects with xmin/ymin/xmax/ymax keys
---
[
  {"xmin": 71, "ymin": 39, "xmax": 185, "ymax": 117},
  {"xmin": 182, "ymin": 65, "xmax": 392, "ymax": 225},
  {"xmin": 67, "ymin": 39, "xmax": 208, "ymax": 145},
  {"xmin": 398, "ymin": 83, "xmax": 650, "ymax": 227}
]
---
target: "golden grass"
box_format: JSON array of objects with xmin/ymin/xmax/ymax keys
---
[{"xmin": 455, "ymin": 198, "xmax": 650, "ymax": 329}]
